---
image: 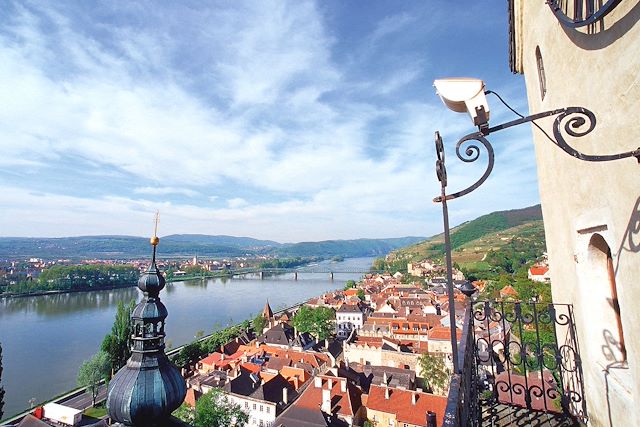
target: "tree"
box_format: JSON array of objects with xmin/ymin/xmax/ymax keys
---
[
  {"xmin": 101, "ymin": 299, "xmax": 136, "ymax": 376},
  {"xmin": 175, "ymin": 342, "xmax": 205, "ymax": 369},
  {"xmin": 172, "ymin": 403, "xmax": 196, "ymax": 425},
  {"xmin": 357, "ymin": 289, "xmax": 365, "ymax": 301},
  {"xmin": 0, "ymin": 342, "xmax": 5, "ymax": 420},
  {"xmin": 77, "ymin": 351, "xmax": 110, "ymax": 406},
  {"xmin": 292, "ymin": 306, "xmax": 335, "ymax": 340},
  {"xmin": 194, "ymin": 388, "xmax": 248, "ymax": 427},
  {"xmin": 343, "ymin": 280, "xmax": 356, "ymax": 290},
  {"xmin": 418, "ymin": 353, "xmax": 450, "ymax": 394},
  {"xmin": 252, "ymin": 312, "xmax": 267, "ymax": 334}
]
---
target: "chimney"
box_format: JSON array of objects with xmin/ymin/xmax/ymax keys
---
[
  {"xmin": 411, "ymin": 393, "xmax": 417, "ymax": 405},
  {"xmin": 384, "ymin": 387, "xmax": 390, "ymax": 400},
  {"xmin": 328, "ymin": 378, "xmax": 333, "ymax": 390},
  {"xmin": 321, "ymin": 388, "xmax": 331, "ymax": 413},
  {"xmin": 314, "ymin": 377, "xmax": 322, "ymax": 388},
  {"xmin": 382, "ymin": 372, "xmax": 388, "ymax": 385},
  {"xmin": 427, "ymin": 411, "xmax": 437, "ymax": 427},
  {"xmin": 340, "ymin": 379, "xmax": 347, "ymax": 393},
  {"xmin": 282, "ymin": 387, "xmax": 288, "ymax": 405}
]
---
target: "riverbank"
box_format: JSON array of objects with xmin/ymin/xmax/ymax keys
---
[
  {"xmin": 0, "ymin": 299, "xmax": 307, "ymax": 424},
  {"xmin": 0, "ymin": 257, "xmax": 374, "ymax": 419},
  {"xmin": 0, "ymin": 283, "xmax": 137, "ymax": 299}
]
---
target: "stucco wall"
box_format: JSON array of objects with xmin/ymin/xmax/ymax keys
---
[{"xmin": 513, "ymin": 1, "xmax": 640, "ymax": 425}]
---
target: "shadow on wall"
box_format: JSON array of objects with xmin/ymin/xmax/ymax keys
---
[
  {"xmin": 614, "ymin": 196, "xmax": 640, "ymax": 275},
  {"xmin": 601, "ymin": 328, "xmax": 628, "ymax": 427},
  {"xmin": 561, "ymin": 1, "xmax": 640, "ymax": 49}
]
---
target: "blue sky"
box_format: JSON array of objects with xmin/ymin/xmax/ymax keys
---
[{"xmin": 0, "ymin": 1, "xmax": 540, "ymax": 241}]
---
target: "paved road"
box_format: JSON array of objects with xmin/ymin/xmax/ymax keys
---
[{"xmin": 60, "ymin": 385, "xmax": 108, "ymax": 410}]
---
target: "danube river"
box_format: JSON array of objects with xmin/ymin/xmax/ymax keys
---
[{"xmin": 0, "ymin": 257, "xmax": 373, "ymax": 420}]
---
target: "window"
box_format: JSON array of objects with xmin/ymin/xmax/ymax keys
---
[
  {"xmin": 266, "ymin": 406, "xmax": 270, "ymax": 414},
  {"xmin": 260, "ymin": 405, "xmax": 263, "ymax": 412},
  {"xmin": 245, "ymin": 402, "xmax": 249, "ymax": 409},
  {"xmin": 535, "ymin": 46, "xmax": 546, "ymax": 100},
  {"xmin": 253, "ymin": 403, "xmax": 257, "ymax": 410}
]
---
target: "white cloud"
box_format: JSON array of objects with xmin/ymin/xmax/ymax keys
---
[
  {"xmin": 226, "ymin": 198, "xmax": 249, "ymax": 209},
  {"xmin": 0, "ymin": 1, "xmax": 539, "ymax": 240},
  {"xmin": 133, "ymin": 187, "xmax": 200, "ymax": 197}
]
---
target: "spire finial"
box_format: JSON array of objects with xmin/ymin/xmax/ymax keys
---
[
  {"xmin": 151, "ymin": 210, "xmax": 160, "ymax": 246},
  {"xmin": 150, "ymin": 211, "xmax": 160, "ymax": 264}
]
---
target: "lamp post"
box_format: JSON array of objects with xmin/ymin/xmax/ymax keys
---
[{"xmin": 432, "ymin": 78, "xmax": 640, "ymax": 374}]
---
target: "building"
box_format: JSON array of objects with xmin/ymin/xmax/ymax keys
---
[
  {"xmin": 509, "ymin": 1, "xmax": 640, "ymax": 425},
  {"xmin": 365, "ymin": 385, "xmax": 446, "ymax": 427},
  {"xmin": 273, "ymin": 374, "xmax": 364, "ymax": 426},
  {"xmin": 335, "ymin": 304, "xmax": 364, "ymax": 338},
  {"xmin": 527, "ymin": 265, "xmax": 550, "ymax": 282},
  {"xmin": 223, "ymin": 371, "xmax": 296, "ymax": 427}
]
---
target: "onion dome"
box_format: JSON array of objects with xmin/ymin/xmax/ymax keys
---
[{"xmin": 107, "ymin": 228, "xmax": 186, "ymax": 426}]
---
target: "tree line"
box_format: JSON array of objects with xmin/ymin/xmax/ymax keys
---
[{"xmin": 4, "ymin": 264, "xmax": 139, "ymax": 295}]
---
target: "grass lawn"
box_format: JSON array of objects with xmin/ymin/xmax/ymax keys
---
[{"xmin": 84, "ymin": 405, "xmax": 107, "ymax": 418}]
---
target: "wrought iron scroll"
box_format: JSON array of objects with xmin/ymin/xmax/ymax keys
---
[
  {"xmin": 433, "ymin": 132, "xmax": 495, "ymax": 203},
  {"xmin": 552, "ymin": 107, "xmax": 640, "ymax": 162},
  {"xmin": 547, "ymin": 0, "xmax": 622, "ymax": 28},
  {"xmin": 472, "ymin": 300, "xmax": 587, "ymax": 422}
]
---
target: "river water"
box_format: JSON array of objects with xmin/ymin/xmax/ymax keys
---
[{"xmin": 0, "ymin": 257, "xmax": 373, "ymax": 420}]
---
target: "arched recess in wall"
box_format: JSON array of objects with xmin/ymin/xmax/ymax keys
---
[
  {"xmin": 535, "ymin": 46, "xmax": 546, "ymax": 100},
  {"xmin": 587, "ymin": 233, "xmax": 627, "ymax": 365}
]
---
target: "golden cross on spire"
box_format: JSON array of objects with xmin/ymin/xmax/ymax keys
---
[{"xmin": 150, "ymin": 210, "xmax": 160, "ymax": 246}]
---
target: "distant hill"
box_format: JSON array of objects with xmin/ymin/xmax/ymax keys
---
[
  {"xmin": 387, "ymin": 204, "xmax": 545, "ymax": 270},
  {"xmin": 275, "ymin": 237, "xmax": 425, "ymax": 258},
  {"xmin": 162, "ymin": 234, "xmax": 281, "ymax": 248},
  {"xmin": 0, "ymin": 235, "xmax": 425, "ymax": 260}
]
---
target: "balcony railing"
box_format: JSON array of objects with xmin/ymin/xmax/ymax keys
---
[{"xmin": 443, "ymin": 300, "xmax": 587, "ymax": 426}]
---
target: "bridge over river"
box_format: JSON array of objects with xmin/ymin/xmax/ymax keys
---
[{"xmin": 221, "ymin": 266, "xmax": 383, "ymax": 280}]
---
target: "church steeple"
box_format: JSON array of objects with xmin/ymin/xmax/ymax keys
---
[
  {"xmin": 263, "ymin": 299, "xmax": 274, "ymax": 320},
  {"xmin": 106, "ymin": 213, "xmax": 186, "ymax": 426}
]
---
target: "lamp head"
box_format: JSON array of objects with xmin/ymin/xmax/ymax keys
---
[{"xmin": 434, "ymin": 78, "xmax": 490, "ymax": 131}]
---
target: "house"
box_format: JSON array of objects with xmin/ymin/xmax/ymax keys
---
[
  {"xmin": 223, "ymin": 370, "xmax": 297, "ymax": 427},
  {"xmin": 509, "ymin": 1, "xmax": 640, "ymax": 425},
  {"xmin": 335, "ymin": 304, "xmax": 364, "ymax": 338},
  {"xmin": 257, "ymin": 323, "xmax": 315, "ymax": 350},
  {"xmin": 499, "ymin": 285, "xmax": 519, "ymax": 300},
  {"xmin": 365, "ymin": 384, "xmax": 447, "ymax": 427},
  {"xmin": 527, "ymin": 265, "xmax": 550, "ymax": 283},
  {"xmin": 274, "ymin": 374, "xmax": 364, "ymax": 426}
]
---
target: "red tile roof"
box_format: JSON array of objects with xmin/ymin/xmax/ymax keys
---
[
  {"xmin": 428, "ymin": 326, "xmax": 462, "ymax": 341},
  {"xmin": 500, "ymin": 285, "xmax": 519, "ymax": 297},
  {"xmin": 529, "ymin": 266, "xmax": 549, "ymax": 276},
  {"xmin": 292, "ymin": 375, "xmax": 362, "ymax": 418},
  {"xmin": 366, "ymin": 385, "xmax": 447, "ymax": 425}
]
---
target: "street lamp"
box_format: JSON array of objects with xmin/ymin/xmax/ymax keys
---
[{"xmin": 432, "ymin": 77, "xmax": 640, "ymax": 374}]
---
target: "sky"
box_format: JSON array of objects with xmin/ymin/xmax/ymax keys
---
[{"xmin": 0, "ymin": 1, "xmax": 540, "ymax": 242}]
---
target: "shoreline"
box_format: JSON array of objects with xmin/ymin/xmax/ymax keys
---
[{"xmin": 0, "ymin": 299, "xmax": 309, "ymax": 424}]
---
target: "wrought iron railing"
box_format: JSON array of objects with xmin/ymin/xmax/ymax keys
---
[
  {"xmin": 443, "ymin": 300, "xmax": 587, "ymax": 426},
  {"xmin": 443, "ymin": 303, "xmax": 479, "ymax": 426}
]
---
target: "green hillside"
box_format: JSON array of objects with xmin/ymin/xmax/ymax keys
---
[{"xmin": 384, "ymin": 205, "xmax": 545, "ymax": 273}]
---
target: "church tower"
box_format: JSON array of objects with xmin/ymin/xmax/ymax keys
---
[{"xmin": 106, "ymin": 216, "xmax": 186, "ymax": 426}]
